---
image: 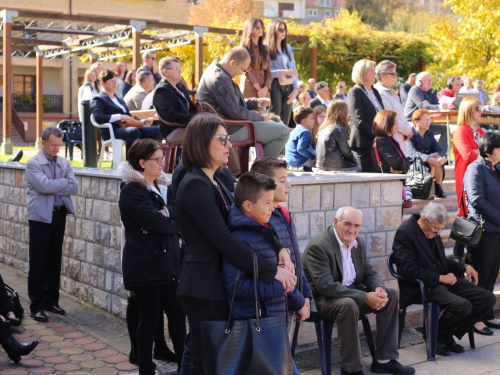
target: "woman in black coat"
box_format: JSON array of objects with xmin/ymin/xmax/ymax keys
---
[
  {"xmin": 371, "ymin": 109, "xmax": 409, "ymax": 174},
  {"xmin": 119, "ymin": 139, "xmax": 184, "ymax": 375},
  {"xmin": 347, "ymin": 59, "xmax": 384, "ymax": 172},
  {"xmin": 174, "ymin": 113, "xmax": 296, "ymax": 375}
]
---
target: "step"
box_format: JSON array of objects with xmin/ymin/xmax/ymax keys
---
[
  {"xmin": 442, "ymin": 179, "xmax": 456, "ymax": 195},
  {"xmin": 445, "ymin": 165, "xmax": 455, "ymax": 180},
  {"xmin": 404, "ymin": 195, "xmax": 458, "ymax": 214}
]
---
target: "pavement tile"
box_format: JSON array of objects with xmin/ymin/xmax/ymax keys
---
[
  {"xmin": 12, "ymin": 331, "xmax": 34, "ymax": 338},
  {"xmin": 83, "ymin": 343, "xmax": 108, "ymax": 351},
  {"xmin": 29, "ymin": 368, "xmax": 56, "ymax": 374},
  {"xmin": 46, "ymin": 316, "xmax": 61, "ymax": 323},
  {"xmin": 34, "ymin": 343, "xmax": 50, "ymax": 350},
  {"xmin": 34, "ymin": 350, "xmax": 60, "ymax": 357},
  {"xmin": 69, "ymin": 372, "xmax": 93, "ymax": 375},
  {"xmin": 34, "ymin": 330, "xmax": 56, "ymax": 336},
  {"xmin": 49, "ymin": 340, "xmax": 74, "ymax": 348},
  {"xmin": 64, "ymin": 331, "xmax": 86, "ymax": 339},
  {"xmin": 39, "ymin": 335, "xmax": 64, "ymax": 342},
  {"xmin": 80, "ymin": 359, "xmax": 106, "ymax": 369},
  {"xmin": 46, "ymin": 322, "xmax": 68, "ymax": 328},
  {"xmin": 53, "ymin": 363, "xmax": 82, "ymax": 371},
  {"xmin": 59, "ymin": 347, "xmax": 85, "ymax": 355},
  {"xmin": 103, "ymin": 354, "xmax": 129, "ymax": 364},
  {"xmin": 44, "ymin": 356, "xmax": 70, "ymax": 364},
  {"xmin": 91, "ymin": 367, "xmax": 119, "ymax": 375},
  {"xmin": 2, "ymin": 369, "xmax": 28, "ymax": 375},
  {"xmin": 25, "ymin": 324, "xmax": 46, "ymax": 331},
  {"xmin": 54, "ymin": 326, "xmax": 77, "ymax": 333},
  {"xmin": 20, "ymin": 358, "xmax": 45, "ymax": 367},
  {"xmin": 114, "ymin": 362, "xmax": 138, "ymax": 371},
  {"xmin": 74, "ymin": 337, "xmax": 97, "ymax": 345},
  {"xmin": 0, "ymin": 356, "xmax": 10, "ymax": 362},
  {"xmin": 94, "ymin": 349, "xmax": 119, "ymax": 358},
  {"xmin": 69, "ymin": 354, "xmax": 95, "ymax": 362}
]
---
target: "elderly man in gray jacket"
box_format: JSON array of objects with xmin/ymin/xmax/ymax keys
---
[
  {"xmin": 197, "ymin": 47, "xmax": 289, "ymax": 158},
  {"xmin": 26, "ymin": 127, "xmax": 78, "ymax": 322}
]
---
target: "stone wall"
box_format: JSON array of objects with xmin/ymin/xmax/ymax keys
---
[{"xmin": 0, "ymin": 163, "xmax": 404, "ymax": 318}]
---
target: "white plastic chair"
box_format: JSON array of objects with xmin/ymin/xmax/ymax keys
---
[{"xmin": 90, "ymin": 114, "xmax": 126, "ymax": 169}]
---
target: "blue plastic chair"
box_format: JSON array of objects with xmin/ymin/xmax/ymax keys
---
[
  {"xmin": 291, "ymin": 309, "xmax": 375, "ymax": 375},
  {"xmin": 57, "ymin": 120, "xmax": 82, "ymax": 161},
  {"xmin": 387, "ymin": 252, "xmax": 475, "ymax": 361}
]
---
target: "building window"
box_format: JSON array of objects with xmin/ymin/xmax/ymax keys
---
[
  {"xmin": 320, "ymin": 0, "xmax": 332, "ymax": 6},
  {"xmin": 308, "ymin": 9, "xmax": 318, "ymax": 16},
  {"xmin": 325, "ymin": 10, "xmax": 332, "ymax": 17},
  {"xmin": 278, "ymin": 3, "xmax": 294, "ymax": 17},
  {"xmin": 13, "ymin": 75, "xmax": 35, "ymax": 96}
]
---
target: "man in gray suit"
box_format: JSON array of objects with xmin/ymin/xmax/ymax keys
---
[{"xmin": 302, "ymin": 207, "xmax": 414, "ymax": 375}]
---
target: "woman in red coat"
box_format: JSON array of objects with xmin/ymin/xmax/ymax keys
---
[{"xmin": 452, "ymin": 97, "xmax": 485, "ymax": 259}]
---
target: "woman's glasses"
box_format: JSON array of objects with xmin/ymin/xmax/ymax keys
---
[
  {"xmin": 148, "ymin": 156, "xmax": 166, "ymax": 164},
  {"xmin": 214, "ymin": 134, "xmax": 231, "ymax": 146},
  {"xmin": 475, "ymin": 106, "xmax": 483, "ymax": 113},
  {"xmin": 278, "ymin": 28, "xmax": 287, "ymax": 33}
]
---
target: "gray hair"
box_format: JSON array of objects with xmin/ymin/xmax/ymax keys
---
[
  {"xmin": 42, "ymin": 127, "xmax": 63, "ymax": 141},
  {"xmin": 315, "ymin": 81, "xmax": 329, "ymax": 91},
  {"xmin": 420, "ymin": 202, "xmax": 448, "ymax": 224},
  {"xmin": 159, "ymin": 56, "xmax": 180, "ymax": 73},
  {"xmin": 142, "ymin": 50, "xmax": 154, "ymax": 61},
  {"xmin": 375, "ymin": 60, "xmax": 397, "ymax": 77},
  {"xmin": 335, "ymin": 206, "xmax": 363, "ymax": 221},
  {"xmin": 137, "ymin": 70, "xmax": 152, "ymax": 84},
  {"xmin": 416, "ymin": 71, "xmax": 431, "ymax": 83}
]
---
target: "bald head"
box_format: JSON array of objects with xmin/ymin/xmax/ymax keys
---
[{"xmin": 219, "ymin": 47, "xmax": 251, "ymax": 78}]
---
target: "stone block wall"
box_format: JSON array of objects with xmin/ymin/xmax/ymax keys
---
[{"xmin": 0, "ymin": 164, "xmax": 404, "ymax": 318}]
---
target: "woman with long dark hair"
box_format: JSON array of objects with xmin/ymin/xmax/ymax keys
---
[
  {"xmin": 266, "ymin": 19, "xmax": 299, "ymax": 125},
  {"xmin": 239, "ymin": 17, "xmax": 272, "ymax": 100}
]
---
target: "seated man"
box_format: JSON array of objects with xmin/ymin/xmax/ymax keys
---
[
  {"xmin": 459, "ymin": 77, "xmax": 476, "ymax": 94},
  {"xmin": 439, "ymin": 75, "xmax": 461, "ymax": 104},
  {"xmin": 153, "ymin": 55, "xmax": 197, "ymax": 138},
  {"xmin": 196, "ymin": 47, "xmax": 289, "ymax": 158},
  {"xmin": 309, "ymin": 81, "xmax": 330, "ymax": 109},
  {"xmin": 404, "ymin": 71, "xmax": 449, "ymax": 153},
  {"xmin": 393, "ymin": 202, "xmax": 496, "ymax": 356},
  {"xmin": 302, "ymin": 207, "xmax": 414, "ymax": 375},
  {"xmin": 90, "ymin": 69, "xmax": 161, "ymax": 153},
  {"xmin": 123, "ymin": 71, "xmax": 154, "ymax": 111}
]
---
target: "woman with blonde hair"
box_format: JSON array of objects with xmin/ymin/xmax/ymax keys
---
[
  {"xmin": 266, "ymin": 19, "xmax": 299, "ymax": 126},
  {"xmin": 90, "ymin": 62, "xmax": 103, "ymax": 94},
  {"xmin": 239, "ymin": 17, "xmax": 272, "ymax": 100},
  {"xmin": 347, "ymin": 59, "xmax": 384, "ymax": 172},
  {"xmin": 452, "ymin": 97, "xmax": 485, "ymax": 260},
  {"xmin": 316, "ymin": 100, "xmax": 360, "ymax": 171}
]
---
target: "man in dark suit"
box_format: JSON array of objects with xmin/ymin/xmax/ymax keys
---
[
  {"xmin": 309, "ymin": 81, "xmax": 330, "ymax": 109},
  {"xmin": 393, "ymin": 202, "xmax": 496, "ymax": 356},
  {"xmin": 398, "ymin": 73, "xmax": 416, "ymax": 108},
  {"xmin": 153, "ymin": 56, "xmax": 197, "ymax": 138},
  {"xmin": 303, "ymin": 207, "xmax": 414, "ymax": 375}
]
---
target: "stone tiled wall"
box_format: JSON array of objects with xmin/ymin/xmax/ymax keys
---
[{"xmin": 0, "ymin": 164, "xmax": 404, "ymax": 318}]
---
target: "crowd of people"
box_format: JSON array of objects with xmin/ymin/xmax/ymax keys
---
[{"xmin": 5, "ymin": 15, "xmax": 500, "ymax": 375}]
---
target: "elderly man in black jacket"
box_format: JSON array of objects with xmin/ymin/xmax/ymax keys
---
[{"xmin": 393, "ymin": 202, "xmax": 496, "ymax": 356}]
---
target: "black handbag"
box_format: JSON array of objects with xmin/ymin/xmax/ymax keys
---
[
  {"xmin": 450, "ymin": 188, "xmax": 483, "ymax": 246},
  {"xmin": 406, "ymin": 157, "xmax": 435, "ymax": 200},
  {"xmin": 5, "ymin": 284, "xmax": 24, "ymax": 320},
  {"xmin": 199, "ymin": 253, "xmax": 293, "ymax": 375},
  {"xmin": 68, "ymin": 122, "xmax": 83, "ymax": 140}
]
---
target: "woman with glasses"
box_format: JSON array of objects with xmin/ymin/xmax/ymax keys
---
[
  {"xmin": 452, "ymin": 98, "xmax": 485, "ymax": 260},
  {"xmin": 239, "ymin": 18, "xmax": 272, "ymax": 100},
  {"xmin": 265, "ymin": 19, "xmax": 299, "ymax": 126},
  {"xmin": 119, "ymin": 139, "xmax": 184, "ymax": 375},
  {"xmin": 174, "ymin": 114, "xmax": 296, "ymax": 375},
  {"xmin": 374, "ymin": 60, "xmax": 413, "ymax": 156},
  {"xmin": 463, "ymin": 132, "xmax": 500, "ymax": 336}
]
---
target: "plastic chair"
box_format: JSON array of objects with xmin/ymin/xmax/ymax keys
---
[
  {"xmin": 57, "ymin": 120, "xmax": 82, "ymax": 161},
  {"xmin": 196, "ymin": 102, "xmax": 264, "ymax": 174},
  {"xmin": 290, "ymin": 300, "xmax": 375, "ymax": 375},
  {"xmin": 387, "ymin": 253, "xmax": 475, "ymax": 361},
  {"xmin": 90, "ymin": 114, "xmax": 126, "ymax": 169},
  {"xmin": 154, "ymin": 110, "xmax": 186, "ymax": 174}
]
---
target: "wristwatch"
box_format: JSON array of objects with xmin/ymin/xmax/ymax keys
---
[
  {"xmin": 286, "ymin": 248, "xmax": 291, "ymax": 256},
  {"xmin": 463, "ymin": 263, "xmax": 469, "ymax": 273}
]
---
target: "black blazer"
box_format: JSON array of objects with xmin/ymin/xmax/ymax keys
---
[
  {"xmin": 392, "ymin": 215, "xmax": 464, "ymax": 307},
  {"xmin": 119, "ymin": 181, "xmax": 180, "ymax": 290},
  {"xmin": 153, "ymin": 79, "xmax": 197, "ymax": 126},
  {"xmin": 309, "ymin": 97, "xmax": 327, "ymax": 109},
  {"xmin": 347, "ymin": 85, "xmax": 384, "ymax": 150},
  {"xmin": 90, "ymin": 92, "xmax": 131, "ymax": 139},
  {"xmin": 175, "ymin": 166, "xmax": 277, "ymax": 301},
  {"xmin": 372, "ymin": 135, "xmax": 409, "ymax": 173}
]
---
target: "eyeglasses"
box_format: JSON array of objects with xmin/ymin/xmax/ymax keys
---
[
  {"xmin": 383, "ymin": 72, "xmax": 397, "ymax": 77},
  {"xmin": 278, "ymin": 28, "xmax": 287, "ymax": 33},
  {"xmin": 147, "ymin": 156, "xmax": 166, "ymax": 164},
  {"xmin": 165, "ymin": 67, "xmax": 182, "ymax": 72},
  {"xmin": 475, "ymin": 106, "xmax": 483, "ymax": 113},
  {"xmin": 214, "ymin": 134, "xmax": 231, "ymax": 146}
]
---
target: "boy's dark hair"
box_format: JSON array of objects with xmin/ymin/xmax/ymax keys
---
[
  {"xmin": 235, "ymin": 171, "xmax": 277, "ymax": 209},
  {"xmin": 293, "ymin": 106, "xmax": 313, "ymax": 125},
  {"xmin": 250, "ymin": 157, "xmax": 287, "ymax": 178}
]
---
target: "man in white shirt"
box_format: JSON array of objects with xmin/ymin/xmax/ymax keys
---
[
  {"xmin": 302, "ymin": 207, "xmax": 414, "ymax": 375},
  {"xmin": 459, "ymin": 77, "xmax": 476, "ymax": 94},
  {"xmin": 123, "ymin": 71, "xmax": 154, "ymax": 111},
  {"xmin": 309, "ymin": 81, "xmax": 330, "ymax": 109},
  {"xmin": 473, "ymin": 78, "xmax": 490, "ymax": 106}
]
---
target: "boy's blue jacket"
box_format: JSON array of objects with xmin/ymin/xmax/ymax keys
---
[
  {"xmin": 269, "ymin": 206, "xmax": 313, "ymax": 312},
  {"xmin": 285, "ymin": 125, "xmax": 316, "ymax": 167},
  {"xmin": 223, "ymin": 205, "xmax": 286, "ymax": 320}
]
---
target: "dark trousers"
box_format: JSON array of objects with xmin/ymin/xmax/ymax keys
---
[
  {"xmin": 28, "ymin": 209, "xmax": 67, "ymax": 313},
  {"xmin": 270, "ymin": 79, "xmax": 294, "ymax": 126},
  {"xmin": 160, "ymin": 282, "xmax": 186, "ymax": 364},
  {"xmin": 468, "ymin": 231, "xmax": 500, "ymax": 321},
  {"xmin": 181, "ymin": 296, "xmax": 229, "ymax": 375},
  {"xmin": 429, "ymin": 123, "xmax": 448, "ymax": 154},
  {"xmin": 426, "ymin": 278, "xmax": 496, "ymax": 341},
  {"xmin": 352, "ymin": 147, "xmax": 376, "ymax": 173},
  {"xmin": 113, "ymin": 125, "xmax": 162, "ymax": 152},
  {"xmin": 0, "ymin": 273, "xmax": 13, "ymax": 315},
  {"xmin": 0, "ymin": 319, "xmax": 11, "ymax": 344}
]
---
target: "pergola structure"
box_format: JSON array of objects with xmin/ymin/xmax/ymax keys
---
[{"xmin": 0, "ymin": 9, "xmax": 315, "ymax": 154}]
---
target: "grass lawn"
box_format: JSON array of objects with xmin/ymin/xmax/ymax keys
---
[{"xmin": 0, "ymin": 149, "xmax": 113, "ymax": 169}]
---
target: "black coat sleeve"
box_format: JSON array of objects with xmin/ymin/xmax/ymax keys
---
[{"xmin": 153, "ymin": 84, "xmax": 196, "ymax": 125}]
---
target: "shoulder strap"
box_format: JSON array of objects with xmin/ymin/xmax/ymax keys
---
[{"xmin": 372, "ymin": 137, "xmax": 384, "ymax": 173}]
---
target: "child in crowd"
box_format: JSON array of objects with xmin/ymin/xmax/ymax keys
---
[
  {"xmin": 223, "ymin": 171, "xmax": 301, "ymax": 375},
  {"xmin": 251, "ymin": 158, "xmax": 312, "ymax": 337},
  {"xmin": 316, "ymin": 100, "xmax": 361, "ymax": 172},
  {"xmin": 285, "ymin": 107, "xmax": 316, "ymax": 172},
  {"xmin": 311, "ymin": 106, "xmax": 327, "ymax": 148}
]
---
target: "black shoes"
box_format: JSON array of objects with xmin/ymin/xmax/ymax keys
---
[
  {"xmin": 436, "ymin": 340, "xmax": 451, "ymax": 356},
  {"xmin": 31, "ymin": 310, "xmax": 48, "ymax": 322},
  {"xmin": 371, "ymin": 360, "xmax": 415, "ymax": 374},
  {"xmin": 153, "ymin": 346, "xmax": 177, "ymax": 362},
  {"xmin": 303, "ymin": 166, "xmax": 313, "ymax": 172},
  {"xmin": 448, "ymin": 338, "xmax": 464, "ymax": 354},
  {"xmin": 340, "ymin": 368, "xmax": 365, "ymax": 375},
  {"xmin": 484, "ymin": 320, "xmax": 500, "ymax": 329},
  {"xmin": 2, "ymin": 336, "xmax": 39, "ymax": 363},
  {"xmin": 6, "ymin": 313, "xmax": 21, "ymax": 327},
  {"xmin": 474, "ymin": 326, "xmax": 494, "ymax": 335},
  {"xmin": 435, "ymin": 184, "xmax": 446, "ymax": 198},
  {"xmin": 45, "ymin": 304, "xmax": 66, "ymax": 315}
]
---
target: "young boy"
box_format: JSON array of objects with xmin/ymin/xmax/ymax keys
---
[
  {"xmin": 222, "ymin": 171, "xmax": 300, "ymax": 375},
  {"xmin": 251, "ymin": 158, "xmax": 312, "ymax": 333},
  {"xmin": 285, "ymin": 106, "xmax": 316, "ymax": 172}
]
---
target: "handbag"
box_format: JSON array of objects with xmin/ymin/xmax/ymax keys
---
[
  {"xmin": 4, "ymin": 284, "xmax": 24, "ymax": 320},
  {"xmin": 68, "ymin": 122, "xmax": 83, "ymax": 140},
  {"xmin": 373, "ymin": 137, "xmax": 412, "ymax": 208},
  {"xmin": 200, "ymin": 253, "xmax": 293, "ymax": 375},
  {"xmin": 406, "ymin": 157, "xmax": 435, "ymax": 200},
  {"xmin": 450, "ymin": 188, "xmax": 483, "ymax": 247}
]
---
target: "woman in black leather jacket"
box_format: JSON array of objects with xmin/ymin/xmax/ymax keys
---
[{"xmin": 371, "ymin": 109, "xmax": 409, "ymax": 174}]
